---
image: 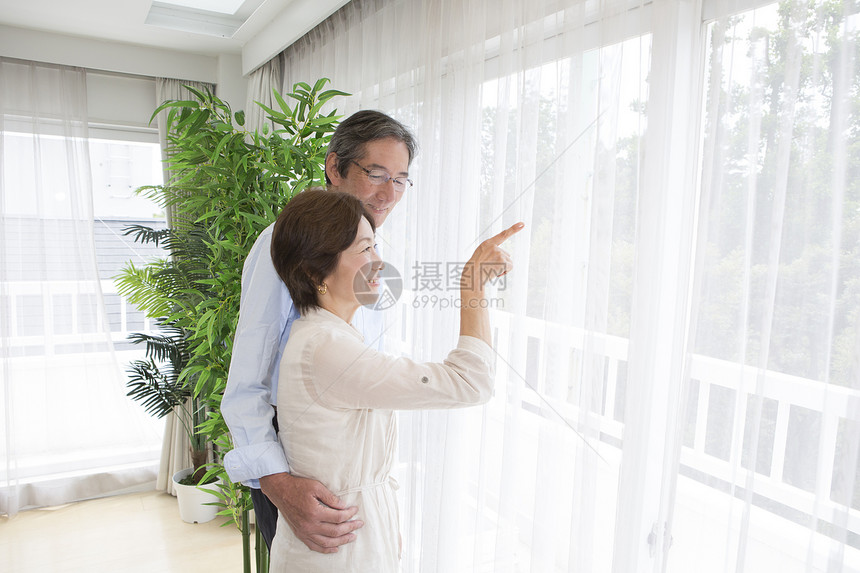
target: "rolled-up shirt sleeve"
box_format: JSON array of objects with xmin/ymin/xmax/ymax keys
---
[
  {"xmin": 221, "ymin": 225, "xmax": 297, "ymax": 487},
  {"xmin": 302, "ymin": 327, "xmax": 496, "ymax": 411}
]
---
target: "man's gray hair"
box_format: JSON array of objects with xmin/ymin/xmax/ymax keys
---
[{"xmin": 325, "ymin": 110, "xmax": 417, "ymax": 185}]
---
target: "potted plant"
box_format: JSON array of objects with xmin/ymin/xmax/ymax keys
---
[
  {"xmin": 119, "ymin": 79, "xmax": 347, "ymax": 572},
  {"xmin": 117, "ymin": 225, "xmax": 220, "ymax": 523}
]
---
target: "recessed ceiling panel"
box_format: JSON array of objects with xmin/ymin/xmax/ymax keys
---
[
  {"xmin": 145, "ymin": 1, "xmax": 245, "ymax": 38},
  {"xmin": 156, "ymin": 0, "xmax": 245, "ymax": 15}
]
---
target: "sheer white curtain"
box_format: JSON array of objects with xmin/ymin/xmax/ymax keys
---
[
  {"xmin": 280, "ymin": 0, "xmax": 859, "ymax": 571},
  {"xmin": 673, "ymin": 2, "xmax": 860, "ymax": 572},
  {"xmin": 0, "ymin": 59, "xmax": 162, "ymax": 516}
]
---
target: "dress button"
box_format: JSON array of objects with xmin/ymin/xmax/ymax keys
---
[{"xmin": 421, "ymin": 376, "xmax": 429, "ymax": 384}]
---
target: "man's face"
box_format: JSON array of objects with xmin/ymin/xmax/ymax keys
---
[{"xmin": 326, "ymin": 136, "xmax": 410, "ymax": 227}]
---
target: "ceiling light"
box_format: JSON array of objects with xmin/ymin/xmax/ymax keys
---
[{"xmin": 155, "ymin": 0, "xmax": 245, "ymax": 16}]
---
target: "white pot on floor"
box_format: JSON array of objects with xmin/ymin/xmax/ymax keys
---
[{"xmin": 172, "ymin": 468, "xmax": 220, "ymax": 524}]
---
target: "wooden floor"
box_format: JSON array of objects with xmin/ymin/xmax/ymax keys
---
[{"xmin": 0, "ymin": 490, "xmax": 254, "ymax": 572}]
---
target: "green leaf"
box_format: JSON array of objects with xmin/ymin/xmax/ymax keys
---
[
  {"xmin": 312, "ymin": 77, "xmax": 330, "ymax": 92},
  {"xmin": 293, "ymin": 81, "xmax": 312, "ymax": 92},
  {"xmin": 319, "ymin": 89, "xmax": 351, "ymax": 102},
  {"xmin": 309, "ymin": 116, "xmax": 340, "ymax": 126},
  {"xmin": 150, "ymin": 100, "xmax": 199, "ymax": 124},
  {"xmin": 272, "ymin": 89, "xmax": 295, "ymax": 117},
  {"xmin": 182, "ymin": 84, "xmax": 208, "ymax": 102}
]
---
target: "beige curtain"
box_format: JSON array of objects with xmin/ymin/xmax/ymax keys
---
[
  {"xmin": 155, "ymin": 402, "xmax": 193, "ymax": 496},
  {"xmin": 245, "ymin": 54, "xmax": 284, "ymax": 135}
]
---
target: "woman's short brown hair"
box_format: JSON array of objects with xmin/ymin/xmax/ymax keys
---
[{"xmin": 270, "ymin": 190, "xmax": 376, "ymax": 314}]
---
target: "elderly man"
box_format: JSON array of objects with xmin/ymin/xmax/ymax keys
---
[{"xmin": 221, "ymin": 110, "xmax": 418, "ymax": 553}]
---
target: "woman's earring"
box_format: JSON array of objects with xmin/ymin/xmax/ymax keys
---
[{"xmin": 317, "ymin": 283, "xmax": 328, "ymax": 295}]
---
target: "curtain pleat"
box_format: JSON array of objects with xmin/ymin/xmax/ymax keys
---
[{"xmin": 246, "ymin": 55, "xmax": 284, "ymax": 135}]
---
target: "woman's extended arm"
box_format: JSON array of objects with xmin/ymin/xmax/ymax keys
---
[
  {"xmin": 459, "ymin": 222, "xmax": 524, "ymax": 345},
  {"xmin": 293, "ymin": 223, "xmax": 524, "ymax": 413}
]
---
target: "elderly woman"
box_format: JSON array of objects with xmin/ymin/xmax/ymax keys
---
[{"xmin": 268, "ymin": 190, "xmax": 522, "ymax": 571}]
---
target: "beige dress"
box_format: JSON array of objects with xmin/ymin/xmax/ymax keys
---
[{"xmin": 269, "ymin": 308, "xmax": 495, "ymax": 572}]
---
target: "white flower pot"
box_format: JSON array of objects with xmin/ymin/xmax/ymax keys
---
[{"xmin": 172, "ymin": 468, "xmax": 220, "ymax": 524}]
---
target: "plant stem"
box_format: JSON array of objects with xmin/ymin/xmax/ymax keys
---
[{"xmin": 242, "ymin": 508, "xmax": 251, "ymax": 573}]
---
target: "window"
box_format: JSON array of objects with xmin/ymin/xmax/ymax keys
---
[
  {"xmin": 1, "ymin": 62, "xmax": 167, "ymax": 513},
  {"xmin": 90, "ymin": 136, "xmax": 167, "ymax": 351}
]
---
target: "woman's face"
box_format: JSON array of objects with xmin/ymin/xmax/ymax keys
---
[{"xmin": 321, "ymin": 216, "xmax": 383, "ymax": 317}]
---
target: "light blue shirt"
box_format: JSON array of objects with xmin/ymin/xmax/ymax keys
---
[{"xmin": 221, "ymin": 222, "xmax": 385, "ymax": 488}]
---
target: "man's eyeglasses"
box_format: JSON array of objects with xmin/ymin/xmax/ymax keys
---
[{"xmin": 351, "ymin": 160, "xmax": 413, "ymax": 192}]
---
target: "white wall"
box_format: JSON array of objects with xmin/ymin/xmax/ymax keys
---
[
  {"xmin": 87, "ymin": 73, "xmax": 159, "ymax": 132},
  {"xmin": 0, "ymin": 25, "xmax": 217, "ymax": 82},
  {"xmin": 216, "ymin": 54, "xmax": 247, "ymax": 113},
  {"xmin": 0, "ymin": 25, "xmax": 248, "ymax": 112}
]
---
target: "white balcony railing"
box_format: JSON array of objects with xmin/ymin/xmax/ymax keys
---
[
  {"xmin": 389, "ymin": 296, "xmax": 860, "ymax": 564},
  {"xmin": 5, "ymin": 280, "xmax": 859, "ymax": 561},
  {"xmin": 0, "ymin": 279, "xmax": 158, "ymax": 355}
]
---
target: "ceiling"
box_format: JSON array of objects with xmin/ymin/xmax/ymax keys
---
[{"xmin": 0, "ymin": 0, "xmax": 334, "ymax": 58}]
